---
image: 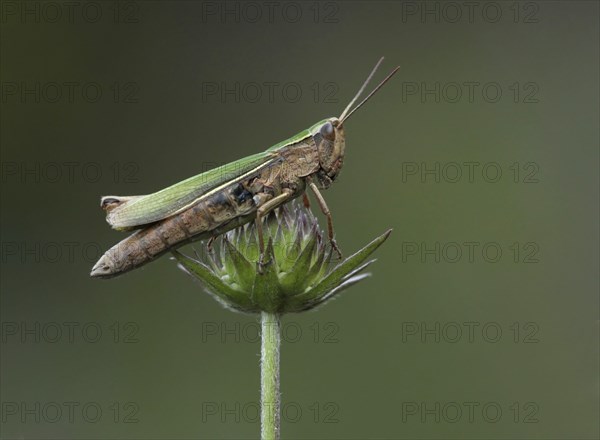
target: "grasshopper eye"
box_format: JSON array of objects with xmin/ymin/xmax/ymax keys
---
[{"xmin": 320, "ymin": 122, "xmax": 335, "ymax": 141}]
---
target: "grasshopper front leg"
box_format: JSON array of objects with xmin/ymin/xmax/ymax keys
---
[
  {"xmin": 307, "ymin": 178, "xmax": 343, "ymax": 259},
  {"xmin": 302, "ymin": 193, "xmax": 311, "ymax": 209},
  {"xmin": 255, "ymin": 188, "xmax": 294, "ymax": 269}
]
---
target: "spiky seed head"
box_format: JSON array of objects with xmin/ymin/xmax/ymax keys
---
[{"xmin": 172, "ymin": 203, "xmax": 391, "ymax": 314}]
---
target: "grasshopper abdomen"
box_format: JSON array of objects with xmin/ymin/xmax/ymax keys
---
[{"xmin": 91, "ymin": 179, "xmax": 262, "ymax": 278}]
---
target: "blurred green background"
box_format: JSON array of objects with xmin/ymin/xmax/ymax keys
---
[{"xmin": 1, "ymin": 1, "xmax": 598, "ymax": 439}]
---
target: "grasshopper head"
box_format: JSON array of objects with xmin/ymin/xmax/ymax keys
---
[{"xmin": 311, "ymin": 117, "xmax": 346, "ymax": 188}]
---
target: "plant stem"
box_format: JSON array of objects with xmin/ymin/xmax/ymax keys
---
[{"xmin": 261, "ymin": 311, "xmax": 281, "ymax": 440}]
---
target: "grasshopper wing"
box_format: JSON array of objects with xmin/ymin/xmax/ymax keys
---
[
  {"xmin": 101, "ymin": 195, "xmax": 145, "ymax": 212},
  {"xmin": 104, "ymin": 151, "xmax": 279, "ymax": 229}
]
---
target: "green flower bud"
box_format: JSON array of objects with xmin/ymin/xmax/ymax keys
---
[{"xmin": 172, "ymin": 203, "xmax": 391, "ymax": 314}]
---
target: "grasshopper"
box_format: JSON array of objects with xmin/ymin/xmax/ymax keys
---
[{"xmin": 91, "ymin": 58, "xmax": 399, "ymax": 279}]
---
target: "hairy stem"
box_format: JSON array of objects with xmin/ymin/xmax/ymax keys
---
[{"xmin": 261, "ymin": 311, "xmax": 281, "ymax": 440}]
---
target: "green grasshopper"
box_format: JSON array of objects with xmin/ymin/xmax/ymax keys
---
[{"xmin": 91, "ymin": 58, "xmax": 399, "ymax": 279}]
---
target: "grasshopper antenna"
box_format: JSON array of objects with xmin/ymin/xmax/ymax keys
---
[
  {"xmin": 339, "ymin": 57, "xmax": 384, "ymax": 122},
  {"xmin": 339, "ymin": 58, "xmax": 400, "ymax": 125}
]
